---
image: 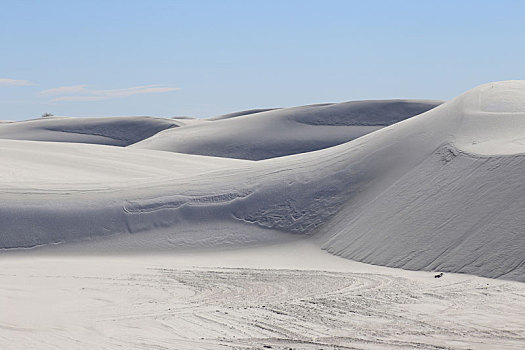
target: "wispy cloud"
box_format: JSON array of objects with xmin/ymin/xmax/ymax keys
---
[
  {"xmin": 0, "ymin": 78, "xmax": 34, "ymax": 86},
  {"xmin": 39, "ymin": 85, "xmax": 88, "ymax": 96},
  {"xmin": 40, "ymin": 84, "xmax": 180, "ymax": 102}
]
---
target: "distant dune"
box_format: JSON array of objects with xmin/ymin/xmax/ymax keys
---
[
  {"xmin": 0, "ymin": 116, "xmax": 178, "ymax": 146},
  {"xmin": 208, "ymin": 108, "xmax": 280, "ymax": 120},
  {"xmin": 2, "ymin": 82, "xmax": 525, "ymax": 281},
  {"xmin": 132, "ymin": 99, "xmax": 441, "ymax": 160}
]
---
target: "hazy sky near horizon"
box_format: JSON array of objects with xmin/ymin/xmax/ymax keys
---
[{"xmin": 1, "ymin": 0, "xmax": 524, "ymax": 120}]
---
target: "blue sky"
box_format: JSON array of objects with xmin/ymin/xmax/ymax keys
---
[{"xmin": 1, "ymin": 0, "xmax": 524, "ymax": 120}]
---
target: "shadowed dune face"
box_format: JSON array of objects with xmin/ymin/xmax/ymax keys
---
[
  {"xmin": 2, "ymin": 82, "xmax": 525, "ymax": 281},
  {"xmin": 132, "ymin": 99, "xmax": 442, "ymax": 160},
  {"xmin": 287, "ymin": 100, "xmax": 442, "ymax": 126},
  {"xmin": 0, "ymin": 116, "xmax": 178, "ymax": 146}
]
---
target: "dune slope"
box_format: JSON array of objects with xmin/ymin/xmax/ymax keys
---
[{"xmin": 317, "ymin": 81, "xmax": 525, "ymax": 280}]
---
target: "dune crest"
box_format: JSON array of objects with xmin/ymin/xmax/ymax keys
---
[{"xmin": 132, "ymin": 99, "xmax": 441, "ymax": 160}]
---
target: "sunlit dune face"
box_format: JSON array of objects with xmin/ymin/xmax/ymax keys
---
[{"xmin": 479, "ymin": 81, "xmax": 525, "ymax": 113}]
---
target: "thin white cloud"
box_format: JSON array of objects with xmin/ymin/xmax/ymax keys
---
[
  {"xmin": 40, "ymin": 84, "xmax": 180, "ymax": 102},
  {"xmin": 0, "ymin": 78, "xmax": 34, "ymax": 86},
  {"xmin": 39, "ymin": 85, "xmax": 88, "ymax": 96},
  {"xmin": 51, "ymin": 95, "xmax": 108, "ymax": 102}
]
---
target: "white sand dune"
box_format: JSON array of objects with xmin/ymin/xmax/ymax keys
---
[
  {"xmin": 1, "ymin": 81, "xmax": 525, "ymax": 283},
  {"xmin": 208, "ymin": 108, "xmax": 281, "ymax": 120},
  {"xmin": 2, "ymin": 81, "xmax": 525, "ymax": 350},
  {"xmin": 132, "ymin": 100, "xmax": 441, "ymax": 160},
  {"xmin": 0, "ymin": 116, "xmax": 178, "ymax": 146},
  {"xmin": 319, "ymin": 81, "xmax": 525, "ymax": 280}
]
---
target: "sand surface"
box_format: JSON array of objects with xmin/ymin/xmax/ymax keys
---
[{"xmin": 2, "ymin": 239, "xmax": 525, "ymax": 350}]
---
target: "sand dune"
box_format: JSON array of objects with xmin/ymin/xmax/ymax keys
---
[
  {"xmin": 208, "ymin": 108, "xmax": 280, "ymax": 120},
  {"xmin": 132, "ymin": 99, "xmax": 441, "ymax": 160},
  {"xmin": 0, "ymin": 116, "xmax": 177, "ymax": 146},
  {"xmin": 1, "ymin": 81, "xmax": 525, "ymax": 282}
]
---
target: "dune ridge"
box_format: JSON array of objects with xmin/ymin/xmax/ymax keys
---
[{"xmin": 132, "ymin": 99, "xmax": 441, "ymax": 160}]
